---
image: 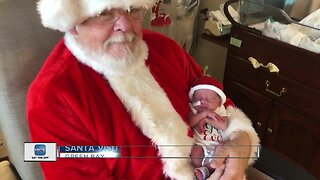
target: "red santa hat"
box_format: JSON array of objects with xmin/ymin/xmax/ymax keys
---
[
  {"xmin": 189, "ymin": 76, "xmax": 226, "ymax": 105},
  {"xmin": 36, "ymin": 0, "xmax": 156, "ymax": 32}
]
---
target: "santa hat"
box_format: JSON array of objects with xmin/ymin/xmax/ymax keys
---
[
  {"xmin": 189, "ymin": 76, "xmax": 226, "ymax": 105},
  {"xmin": 36, "ymin": 0, "xmax": 156, "ymax": 32}
]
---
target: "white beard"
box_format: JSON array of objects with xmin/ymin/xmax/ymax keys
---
[
  {"xmin": 64, "ymin": 33, "xmax": 194, "ymax": 180},
  {"xmin": 64, "ymin": 32, "xmax": 149, "ymax": 77}
]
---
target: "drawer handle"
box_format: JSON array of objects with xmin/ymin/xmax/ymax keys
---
[
  {"xmin": 265, "ymin": 80, "xmax": 287, "ymax": 97},
  {"xmin": 267, "ymin": 128, "xmax": 273, "ymax": 134},
  {"xmin": 248, "ymin": 57, "xmax": 280, "ymax": 73},
  {"xmin": 256, "ymin": 122, "xmax": 262, "ymax": 128}
]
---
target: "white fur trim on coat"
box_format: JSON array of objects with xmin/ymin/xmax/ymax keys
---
[
  {"xmin": 105, "ymin": 64, "xmax": 195, "ymax": 180},
  {"xmin": 222, "ymin": 106, "xmax": 260, "ymax": 165},
  {"xmin": 37, "ymin": 0, "xmax": 156, "ymax": 32},
  {"xmin": 65, "ymin": 35, "xmax": 194, "ymax": 179}
]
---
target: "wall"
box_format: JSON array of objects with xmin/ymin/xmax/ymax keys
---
[
  {"xmin": 142, "ymin": 0, "xmax": 229, "ymax": 82},
  {"xmin": 285, "ymin": 0, "xmax": 320, "ymax": 20},
  {"xmin": 192, "ymin": 0, "xmax": 228, "ymax": 82}
]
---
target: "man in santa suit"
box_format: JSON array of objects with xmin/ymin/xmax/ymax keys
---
[{"xmin": 27, "ymin": 0, "xmax": 259, "ymax": 179}]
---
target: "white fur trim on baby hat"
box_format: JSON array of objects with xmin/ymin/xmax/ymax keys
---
[
  {"xmin": 37, "ymin": 0, "xmax": 156, "ymax": 32},
  {"xmin": 189, "ymin": 84, "xmax": 227, "ymax": 105}
]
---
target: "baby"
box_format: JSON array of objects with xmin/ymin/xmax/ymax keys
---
[{"xmin": 188, "ymin": 76, "xmax": 229, "ymax": 180}]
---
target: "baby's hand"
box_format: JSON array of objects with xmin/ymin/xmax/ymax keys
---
[
  {"xmin": 189, "ymin": 111, "xmax": 208, "ymax": 127},
  {"xmin": 205, "ymin": 110, "xmax": 228, "ymax": 130},
  {"xmin": 195, "ymin": 118, "xmax": 207, "ymax": 133}
]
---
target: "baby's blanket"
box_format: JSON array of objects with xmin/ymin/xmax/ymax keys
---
[{"xmin": 261, "ymin": 9, "xmax": 320, "ymax": 53}]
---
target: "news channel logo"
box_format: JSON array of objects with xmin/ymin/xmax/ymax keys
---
[
  {"xmin": 34, "ymin": 144, "xmax": 46, "ymax": 156},
  {"xmin": 24, "ymin": 142, "xmax": 56, "ymax": 162}
]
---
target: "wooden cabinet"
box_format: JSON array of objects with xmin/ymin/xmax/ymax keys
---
[{"xmin": 223, "ymin": 26, "xmax": 320, "ymax": 179}]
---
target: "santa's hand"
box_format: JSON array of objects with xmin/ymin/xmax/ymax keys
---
[
  {"xmin": 206, "ymin": 164, "xmax": 226, "ymax": 180},
  {"xmin": 210, "ymin": 131, "xmax": 250, "ymax": 180},
  {"xmin": 209, "ymin": 144, "xmax": 228, "ymax": 169}
]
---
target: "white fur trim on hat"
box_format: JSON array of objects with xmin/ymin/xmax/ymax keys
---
[
  {"xmin": 189, "ymin": 84, "xmax": 227, "ymax": 105},
  {"xmin": 37, "ymin": 0, "xmax": 156, "ymax": 32}
]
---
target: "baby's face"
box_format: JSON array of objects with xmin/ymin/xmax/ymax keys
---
[{"xmin": 192, "ymin": 89, "xmax": 221, "ymax": 112}]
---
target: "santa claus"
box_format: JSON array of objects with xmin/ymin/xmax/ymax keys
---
[{"xmin": 27, "ymin": 0, "xmax": 259, "ymax": 179}]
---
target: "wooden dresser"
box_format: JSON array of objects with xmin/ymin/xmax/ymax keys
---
[{"xmin": 223, "ymin": 26, "xmax": 320, "ymax": 179}]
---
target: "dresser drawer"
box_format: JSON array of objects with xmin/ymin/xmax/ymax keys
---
[
  {"xmin": 228, "ymin": 27, "xmax": 320, "ymax": 91},
  {"xmin": 225, "ymin": 54, "xmax": 320, "ymax": 121}
]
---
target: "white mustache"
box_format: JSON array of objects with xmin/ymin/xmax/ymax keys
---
[{"xmin": 104, "ymin": 33, "xmax": 135, "ymax": 46}]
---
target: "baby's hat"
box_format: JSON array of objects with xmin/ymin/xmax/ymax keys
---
[{"xmin": 189, "ymin": 76, "xmax": 226, "ymax": 105}]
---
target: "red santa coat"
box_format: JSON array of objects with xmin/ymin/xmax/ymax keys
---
[
  {"xmin": 27, "ymin": 30, "xmax": 203, "ymax": 179},
  {"xmin": 27, "ymin": 30, "xmax": 259, "ymax": 180}
]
